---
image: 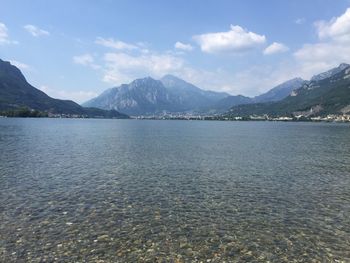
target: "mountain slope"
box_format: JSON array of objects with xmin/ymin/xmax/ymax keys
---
[
  {"xmin": 84, "ymin": 77, "xmax": 182, "ymax": 115},
  {"xmin": 210, "ymin": 78, "xmax": 306, "ymax": 112},
  {"xmin": 254, "ymin": 77, "xmax": 306, "ymax": 103},
  {"xmin": 0, "ymin": 59, "xmax": 81, "ymax": 113},
  {"xmin": 210, "ymin": 95, "xmax": 253, "ymax": 112},
  {"xmin": 227, "ymin": 64, "xmax": 350, "ymax": 117},
  {"xmin": 0, "ymin": 59, "xmax": 128, "ymax": 118},
  {"xmin": 160, "ymin": 74, "xmax": 228, "ymax": 110},
  {"xmin": 85, "ymin": 74, "xmax": 306, "ymax": 115},
  {"xmin": 311, "ymin": 63, "xmax": 349, "ymax": 82},
  {"xmin": 84, "ymin": 75, "xmax": 229, "ymax": 115}
]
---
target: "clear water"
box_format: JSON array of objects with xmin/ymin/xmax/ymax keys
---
[{"xmin": 0, "ymin": 118, "xmax": 349, "ymax": 262}]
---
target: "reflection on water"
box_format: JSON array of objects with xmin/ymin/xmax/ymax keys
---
[{"xmin": 0, "ymin": 119, "xmax": 349, "ymax": 262}]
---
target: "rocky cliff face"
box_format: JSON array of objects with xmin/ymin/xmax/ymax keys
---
[{"xmin": 83, "ymin": 75, "xmax": 229, "ymax": 115}]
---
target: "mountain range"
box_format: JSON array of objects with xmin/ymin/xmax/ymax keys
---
[
  {"xmin": 0, "ymin": 59, "xmax": 128, "ymax": 118},
  {"xmin": 1, "ymin": 57, "xmax": 349, "ymax": 118},
  {"xmin": 211, "ymin": 77, "xmax": 306, "ymax": 112},
  {"xmin": 83, "ymin": 74, "xmax": 307, "ymax": 116},
  {"xmin": 227, "ymin": 63, "xmax": 350, "ymax": 117},
  {"xmin": 83, "ymin": 75, "xmax": 229, "ymax": 115}
]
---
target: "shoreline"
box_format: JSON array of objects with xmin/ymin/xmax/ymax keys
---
[{"xmin": 1, "ymin": 115, "xmax": 350, "ymax": 123}]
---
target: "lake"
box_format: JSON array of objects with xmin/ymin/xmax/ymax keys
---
[{"xmin": 0, "ymin": 118, "xmax": 349, "ymax": 262}]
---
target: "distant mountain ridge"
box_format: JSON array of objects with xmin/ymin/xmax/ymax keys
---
[
  {"xmin": 207, "ymin": 78, "xmax": 306, "ymax": 113},
  {"xmin": 0, "ymin": 59, "xmax": 128, "ymax": 118},
  {"xmin": 254, "ymin": 77, "xmax": 306, "ymax": 103},
  {"xmin": 4, "ymin": 56, "xmax": 347, "ymax": 118},
  {"xmin": 160, "ymin": 74, "xmax": 229, "ymax": 109},
  {"xmin": 311, "ymin": 63, "xmax": 349, "ymax": 82},
  {"xmin": 84, "ymin": 74, "xmax": 306, "ymax": 115},
  {"xmin": 210, "ymin": 95, "xmax": 253, "ymax": 112},
  {"xmin": 84, "ymin": 77, "xmax": 183, "ymax": 115},
  {"xmin": 83, "ymin": 75, "xmax": 229, "ymax": 115},
  {"xmin": 227, "ymin": 63, "xmax": 350, "ymax": 117}
]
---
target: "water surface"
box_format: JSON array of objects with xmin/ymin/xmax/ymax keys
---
[{"xmin": 0, "ymin": 119, "xmax": 349, "ymax": 262}]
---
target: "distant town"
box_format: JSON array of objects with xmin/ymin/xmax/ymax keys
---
[
  {"xmin": 1, "ymin": 108, "xmax": 350, "ymax": 123},
  {"xmin": 134, "ymin": 113, "xmax": 350, "ymax": 122}
]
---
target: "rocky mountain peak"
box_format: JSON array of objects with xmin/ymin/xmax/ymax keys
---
[{"xmin": 311, "ymin": 63, "xmax": 350, "ymax": 82}]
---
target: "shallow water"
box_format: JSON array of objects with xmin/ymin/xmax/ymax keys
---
[{"xmin": 0, "ymin": 118, "xmax": 349, "ymax": 262}]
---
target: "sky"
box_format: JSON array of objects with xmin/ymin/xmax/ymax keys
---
[{"xmin": 1, "ymin": 0, "xmax": 350, "ymax": 103}]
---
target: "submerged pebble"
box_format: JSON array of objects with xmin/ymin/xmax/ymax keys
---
[{"xmin": 1, "ymin": 120, "xmax": 350, "ymax": 262}]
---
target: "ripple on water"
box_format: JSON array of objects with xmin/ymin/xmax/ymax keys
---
[{"xmin": 0, "ymin": 119, "xmax": 350, "ymax": 262}]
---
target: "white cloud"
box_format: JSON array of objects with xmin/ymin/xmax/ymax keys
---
[
  {"xmin": 294, "ymin": 42, "xmax": 350, "ymax": 78},
  {"xmin": 193, "ymin": 25, "xmax": 266, "ymax": 54},
  {"xmin": 95, "ymin": 37, "xmax": 138, "ymax": 50},
  {"xmin": 24, "ymin": 24, "xmax": 50, "ymax": 37},
  {"xmin": 8, "ymin": 60, "xmax": 30, "ymax": 70},
  {"xmin": 92, "ymin": 35, "xmax": 271, "ymax": 94},
  {"xmin": 73, "ymin": 54, "xmax": 101, "ymax": 69},
  {"xmin": 163, "ymin": 63, "xmax": 300, "ymax": 97},
  {"xmin": 293, "ymin": 8, "xmax": 350, "ymax": 79},
  {"xmin": 39, "ymin": 85, "xmax": 98, "ymax": 104},
  {"xmin": 294, "ymin": 43, "xmax": 349, "ymax": 63},
  {"xmin": 174, "ymin": 41, "xmax": 193, "ymax": 51},
  {"xmin": 102, "ymin": 51, "xmax": 185, "ymax": 84},
  {"xmin": 194, "ymin": 64, "xmax": 293, "ymax": 96},
  {"xmin": 315, "ymin": 8, "xmax": 350, "ymax": 42},
  {"xmin": 86, "ymin": 9, "xmax": 350, "ymax": 96},
  {"xmin": 99, "ymin": 50, "xmax": 292, "ymax": 97},
  {"xmin": 72, "ymin": 10, "xmax": 350, "ymax": 99},
  {"xmin": 0, "ymin": 23, "xmax": 18, "ymax": 44},
  {"xmin": 82, "ymin": 35, "xmax": 287, "ymax": 96},
  {"xmin": 263, "ymin": 42, "xmax": 289, "ymax": 55}
]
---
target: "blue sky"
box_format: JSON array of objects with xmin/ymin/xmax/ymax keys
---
[{"xmin": 1, "ymin": 0, "xmax": 350, "ymax": 103}]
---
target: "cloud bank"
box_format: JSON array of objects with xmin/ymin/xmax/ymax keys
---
[
  {"xmin": 263, "ymin": 42, "xmax": 289, "ymax": 55},
  {"xmin": 193, "ymin": 25, "xmax": 266, "ymax": 54}
]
